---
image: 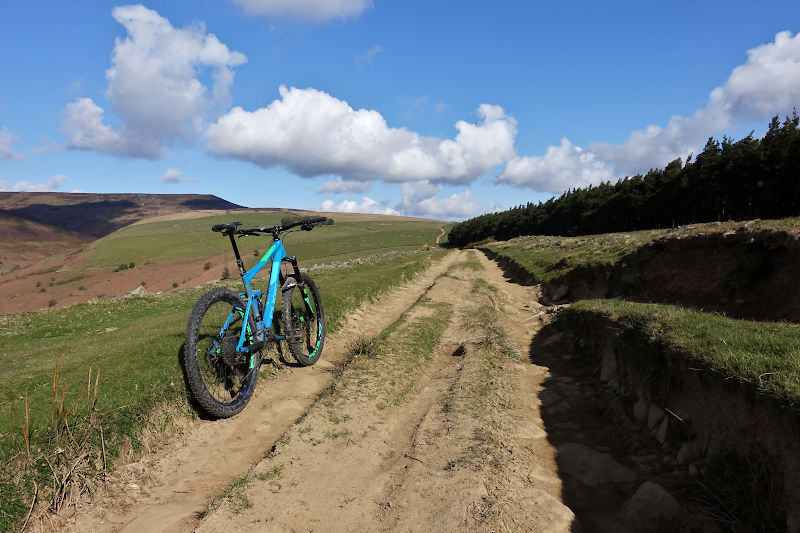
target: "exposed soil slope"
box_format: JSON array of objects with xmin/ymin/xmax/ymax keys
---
[{"xmin": 484, "ymin": 223, "xmax": 800, "ymax": 322}]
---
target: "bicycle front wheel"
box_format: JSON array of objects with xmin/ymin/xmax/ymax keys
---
[
  {"xmin": 282, "ymin": 272, "xmax": 325, "ymax": 366},
  {"xmin": 183, "ymin": 287, "xmax": 260, "ymax": 418}
]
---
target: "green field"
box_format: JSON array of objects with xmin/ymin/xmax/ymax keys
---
[
  {"xmin": 91, "ymin": 213, "xmax": 444, "ymax": 268},
  {"xmin": 0, "ymin": 212, "xmax": 447, "ymax": 531}
]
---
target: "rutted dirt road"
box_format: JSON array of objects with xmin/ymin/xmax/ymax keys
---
[{"xmin": 55, "ymin": 250, "xmax": 577, "ymax": 532}]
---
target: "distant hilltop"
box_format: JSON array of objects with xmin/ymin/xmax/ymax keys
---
[{"xmin": 0, "ymin": 192, "xmax": 246, "ymax": 237}]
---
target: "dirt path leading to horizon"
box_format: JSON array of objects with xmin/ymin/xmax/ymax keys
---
[
  {"xmin": 196, "ymin": 250, "xmax": 575, "ymax": 531},
  {"xmin": 49, "ymin": 250, "xmax": 579, "ymax": 532}
]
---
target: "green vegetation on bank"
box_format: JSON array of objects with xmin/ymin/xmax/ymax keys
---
[
  {"xmin": 449, "ymin": 113, "xmax": 800, "ymax": 246},
  {"xmin": 562, "ymin": 300, "xmax": 800, "ymax": 407},
  {"xmin": 0, "ymin": 247, "xmax": 447, "ymax": 531},
  {"xmin": 481, "ymin": 217, "xmax": 800, "ymax": 284}
]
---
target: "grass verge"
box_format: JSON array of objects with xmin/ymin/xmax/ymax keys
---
[{"xmin": 560, "ymin": 300, "xmax": 800, "ymax": 407}]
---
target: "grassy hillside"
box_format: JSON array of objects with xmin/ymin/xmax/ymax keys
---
[
  {"xmin": 90, "ymin": 212, "xmax": 443, "ymax": 268},
  {"xmin": 0, "ymin": 209, "xmax": 445, "ymax": 314}
]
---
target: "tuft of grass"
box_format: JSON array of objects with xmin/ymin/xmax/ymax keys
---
[
  {"xmin": 698, "ymin": 449, "xmax": 784, "ymax": 530},
  {"xmin": 445, "ymin": 254, "xmax": 484, "ymax": 275},
  {"xmin": 256, "ymin": 466, "xmax": 282, "ymax": 481},
  {"xmin": 208, "ymin": 474, "xmax": 253, "ymax": 514}
]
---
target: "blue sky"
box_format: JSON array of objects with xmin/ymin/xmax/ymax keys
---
[{"xmin": 1, "ymin": 1, "xmax": 799, "ymax": 220}]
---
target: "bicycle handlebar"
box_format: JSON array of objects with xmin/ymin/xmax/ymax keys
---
[{"xmin": 211, "ymin": 217, "xmax": 328, "ymax": 236}]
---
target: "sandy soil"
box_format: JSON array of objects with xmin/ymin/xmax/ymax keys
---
[{"xmin": 43, "ymin": 250, "xmax": 578, "ymax": 532}]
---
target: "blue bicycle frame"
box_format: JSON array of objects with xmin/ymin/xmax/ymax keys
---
[
  {"xmin": 235, "ymin": 238, "xmax": 287, "ymax": 351},
  {"xmin": 214, "ymin": 228, "xmax": 316, "ymax": 370}
]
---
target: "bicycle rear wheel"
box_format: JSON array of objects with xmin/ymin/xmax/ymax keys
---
[
  {"xmin": 183, "ymin": 287, "xmax": 260, "ymax": 418},
  {"xmin": 282, "ymin": 272, "xmax": 325, "ymax": 366}
]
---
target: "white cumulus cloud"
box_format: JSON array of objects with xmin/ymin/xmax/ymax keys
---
[
  {"xmin": 1, "ymin": 175, "xmax": 68, "ymax": 192},
  {"xmin": 0, "ymin": 126, "xmax": 22, "ymax": 161},
  {"xmin": 207, "ymin": 86, "xmax": 517, "ymax": 185},
  {"xmin": 317, "ymin": 176, "xmax": 372, "ymax": 193},
  {"xmin": 499, "ymin": 138, "xmax": 614, "ymax": 192},
  {"xmin": 63, "ymin": 4, "xmax": 246, "ymax": 158},
  {"xmin": 231, "ymin": 0, "xmax": 372, "ymax": 21},
  {"xmin": 161, "ymin": 167, "xmax": 199, "ymax": 184},
  {"xmin": 498, "ymin": 30, "xmax": 800, "ymax": 193},
  {"xmin": 319, "ymin": 196, "xmax": 399, "ymax": 215},
  {"xmin": 396, "ymin": 181, "xmax": 483, "ymax": 221}
]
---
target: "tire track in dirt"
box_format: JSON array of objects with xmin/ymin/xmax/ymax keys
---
[
  {"xmin": 195, "ymin": 250, "xmax": 576, "ymax": 532},
  {"xmin": 52, "ymin": 251, "xmax": 465, "ymax": 533}
]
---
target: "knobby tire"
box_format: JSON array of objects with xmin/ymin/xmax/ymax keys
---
[
  {"xmin": 183, "ymin": 287, "xmax": 260, "ymax": 418},
  {"xmin": 282, "ymin": 272, "xmax": 325, "ymax": 366}
]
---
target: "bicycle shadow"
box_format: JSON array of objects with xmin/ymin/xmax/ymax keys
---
[{"xmin": 177, "ymin": 341, "xmax": 214, "ymax": 420}]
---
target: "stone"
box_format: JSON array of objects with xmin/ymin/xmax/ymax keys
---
[
  {"xmin": 539, "ymin": 390, "xmax": 563, "ymax": 407},
  {"xmin": 600, "ymin": 346, "xmax": 617, "ymax": 382},
  {"xmin": 623, "ymin": 481, "xmax": 682, "ymax": 531},
  {"xmin": 656, "ymin": 417, "xmax": 669, "ymax": 444},
  {"xmin": 125, "ymin": 285, "xmax": 147, "ymax": 297},
  {"xmin": 558, "ymin": 442, "xmax": 636, "ymax": 487},
  {"xmin": 633, "ymin": 398, "xmax": 648, "ymax": 426},
  {"xmin": 516, "ymin": 487, "xmax": 576, "ymax": 530},
  {"xmin": 525, "ymin": 300, "xmax": 543, "ymax": 310},
  {"xmin": 647, "ymin": 405, "xmax": 666, "ymax": 430},
  {"xmin": 518, "ymin": 423, "xmax": 547, "ymax": 440},
  {"xmin": 548, "ymin": 284, "xmax": 569, "ymax": 302},
  {"xmin": 676, "ymin": 442, "xmax": 702, "ymax": 465},
  {"xmin": 542, "ymin": 332, "xmax": 564, "ymax": 347}
]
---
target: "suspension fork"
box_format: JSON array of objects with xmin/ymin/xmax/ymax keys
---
[{"xmin": 282, "ymin": 256, "xmax": 315, "ymax": 317}]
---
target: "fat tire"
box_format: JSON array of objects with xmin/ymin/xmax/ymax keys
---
[
  {"xmin": 183, "ymin": 287, "xmax": 259, "ymax": 418},
  {"xmin": 282, "ymin": 272, "xmax": 325, "ymax": 366}
]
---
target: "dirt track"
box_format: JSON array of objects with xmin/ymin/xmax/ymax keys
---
[{"xmin": 54, "ymin": 250, "xmax": 577, "ymax": 532}]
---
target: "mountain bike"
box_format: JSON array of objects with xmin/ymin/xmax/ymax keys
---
[{"xmin": 183, "ymin": 217, "xmax": 327, "ymax": 418}]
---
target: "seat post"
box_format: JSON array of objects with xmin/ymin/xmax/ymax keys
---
[{"xmin": 227, "ymin": 233, "xmax": 246, "ymax": 278}]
